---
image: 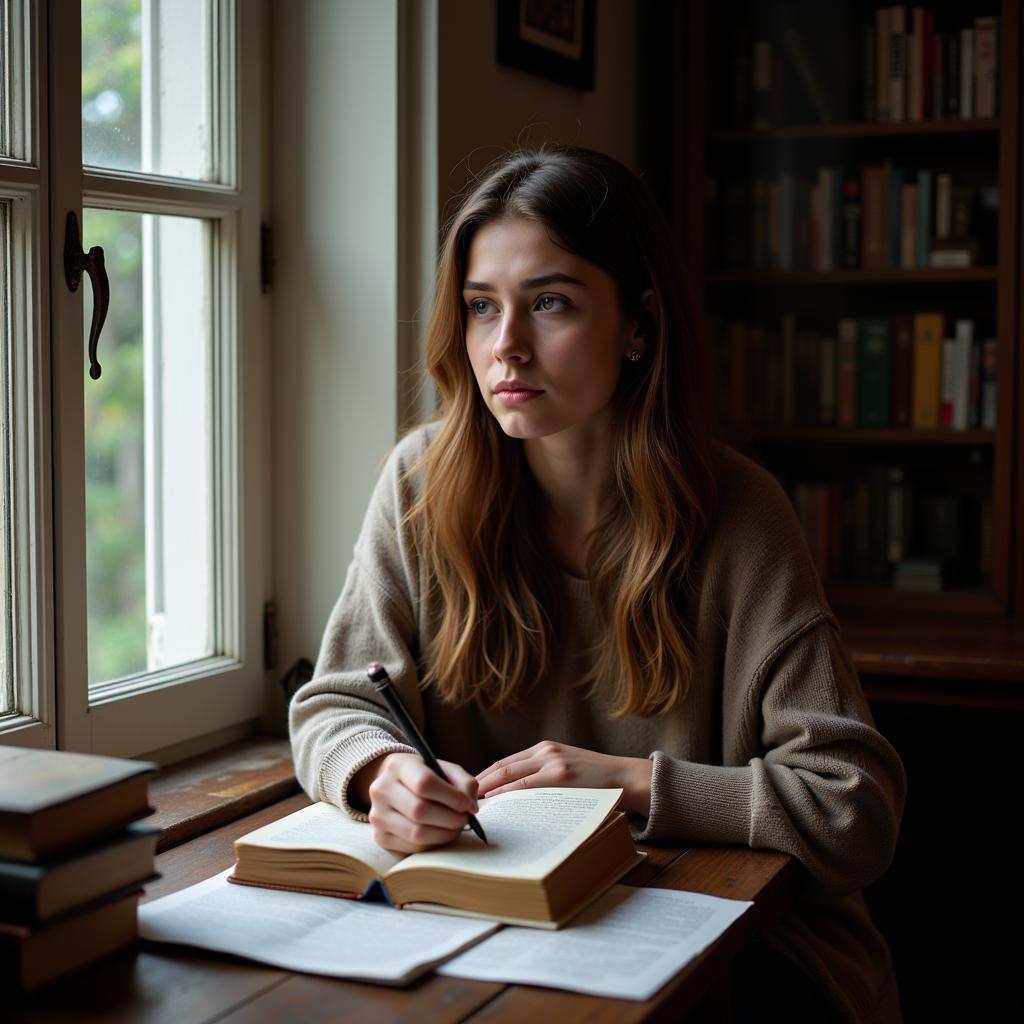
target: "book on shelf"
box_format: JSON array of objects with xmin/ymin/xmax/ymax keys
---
[
  {"xmin": 0, "ymin": 748, "xmax": 156, "ymax": 862},
  {"xmin": 912, "ymin": 312, "xmax": 943, "ymax": 429},
  {"xmin": 229, "ymin": 789, "xmax": 644, "ymax": 930},
  {"xmin": 860, "ymin": 8, "xmax": 998, "ymax": 121},
  {"xmin": 974, "ymin": 17, "xmax": 998, "ymax": 118},
  {"xmin": 0, "ymin": 822, "xmax": 159, "ymax": 927},
  {"xmin": 714, "ymin": 164, "xmax": 994, "ymax": 273},
  {"xmin": 857, "ymin": 318, "xmax": 892, "ymax": 428},
  {"xmin": 0, "ymin": 889, "xmax": 140, "ymax": 992},
  {"xmin": 959, "ymin": 26, "xmax": 974, "ymax": 118},
  {"xmin": 714, "ymin": 312, "xmax": 993, "ymax": 434}
]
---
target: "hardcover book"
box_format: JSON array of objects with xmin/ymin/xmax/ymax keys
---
[
  {"xmin": 0, "ymin": 748, "xmax": 155, "ymax": 862},
  {"xmin": 230, "ymin": 789, "xmax": 643, "ymax": 930}
]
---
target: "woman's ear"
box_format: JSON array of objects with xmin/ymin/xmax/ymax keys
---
[{"xmin": 626, "ymin": 288, "xmax": 657, "ymax": 358}]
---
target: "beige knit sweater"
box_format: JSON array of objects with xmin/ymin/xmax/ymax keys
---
[{"xmin": 290, "ymin": 424, "xmax": 906, "ymax": 1023}]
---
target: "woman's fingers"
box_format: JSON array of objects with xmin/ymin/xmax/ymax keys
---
[{"xmin": 367, "ymin": 752, "xmax": 478, "ymax": 853}]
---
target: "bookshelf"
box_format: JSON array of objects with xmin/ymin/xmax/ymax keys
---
[{"xmin": 652, "ymin": 0, "xmax": 1021, "ymax": 625}]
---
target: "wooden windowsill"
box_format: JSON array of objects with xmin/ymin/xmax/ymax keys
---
[{"xmin": 148, "ymin": 735, "xmax": 299, "ymax": 852}]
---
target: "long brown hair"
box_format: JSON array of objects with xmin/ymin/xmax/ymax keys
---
[{"xmin": 407, "ymin": 146, "xmax": 718, "ymax": 717}]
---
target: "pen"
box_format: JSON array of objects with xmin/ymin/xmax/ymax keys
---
[{"xmin": 366, "ymin": 662, "xmax": 488, "ymax": 844}]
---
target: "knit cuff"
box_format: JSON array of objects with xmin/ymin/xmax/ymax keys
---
[
  {"xmin": 317, "ymin": 730, "xmax": 416, "ymax": 821},
  {"xmin": 632, "ymin": 750, "xmax": 754, "ymax": 845}
]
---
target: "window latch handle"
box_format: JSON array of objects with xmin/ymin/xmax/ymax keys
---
[{"xmin": 63, "ymin": 210, "xmax": 110, "ymax": 380}]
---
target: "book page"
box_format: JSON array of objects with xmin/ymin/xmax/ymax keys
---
[
  {"xmin": 389, "ymin": 788, "xmax": 622, "ymax": 882},
  {"xmin": 235, "ymin": 802, "xmax": 402, "ymax": 877},
  {"xmin": 439, "ymin": 884, "xmax": 752, "ymax": 1000},
  {"xmin": 139, "ymin": 868, "xmax": 498, "ymax": 984}
]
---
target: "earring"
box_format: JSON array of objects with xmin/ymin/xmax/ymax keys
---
[{"xmin": 627, "ymin": 350, "xmax": 642, "ymax": 362}]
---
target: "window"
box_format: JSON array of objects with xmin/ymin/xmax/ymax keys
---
[{"xmin": 1, "ymin": 0, "xmax": 267, "ymax": 756}]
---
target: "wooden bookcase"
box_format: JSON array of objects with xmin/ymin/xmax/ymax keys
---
[{"xmin": 648, "ymin": 1, "xmax": 1022, "ymax": 645}]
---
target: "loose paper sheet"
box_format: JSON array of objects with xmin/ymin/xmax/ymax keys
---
[
  {"xmin": 139, "ymin": 869, "xmax": 498, "ymax": 984},
  {"xmin": 438, "ymin": 884, "xmax": 752, "ymax": 1000}
]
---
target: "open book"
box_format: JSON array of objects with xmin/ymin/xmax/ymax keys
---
[{"xmin": 229, "ymin": 788, "xmax": 644, "ymax": 929}]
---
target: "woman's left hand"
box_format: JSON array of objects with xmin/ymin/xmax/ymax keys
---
[{"xmin": 476, "ymin": 741, "xmax": 653, "ymax": 816}]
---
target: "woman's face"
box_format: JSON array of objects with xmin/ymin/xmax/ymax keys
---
[{"xmin": 462, "ymin": 217, "xmax": 639, "ymax": 443}]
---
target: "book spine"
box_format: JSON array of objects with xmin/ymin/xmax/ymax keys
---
[
  {"xmin": 887, "ymin": 467, "xmax": 906, "ymax": 563},
  {"xmin": 888, "ymin": 165, "xmax": 905, "ymax": 268},
  {"xmin": 820, "ymin": 333, "xmax": 837, "ymax": 426},
  {"xmin": 974, "ymin": 16, "xmax": 996, "ymax": 118},
  {"xmin": 857, "ymin": 317, "xmax": 892, "ymax": 428},
  {"xmin": 951, "ymin": 319, "xmax": 973, "ymax": 430},
  {"xmin": 876, "ymin": 7, "xmax": 891, "ymax": 122},
  {"xmin": 921, "ymin": 9, "xmax": 935, "ymax": 118},
  {"xmin": 960, "ymin": 27, "xmax": 974, "ymax": 118},
  {"xmin": 968, "ymin": 335, "xmax": 983, "ymax": 429},
  {"xmin": 889, "ymin": 7, "xmax": 907, "ymax": 123},
  {"xmin": 891, "ymin": 314, "xmax": 913, "ymax": 428},
  {"xmin": 935, "ymin": 172, "xmax": 952, "ymax": 239},
  {"xmin": 779, "ymin": 173, "xmax": 795, "ymax": 271},
  {"xmin": 818, "ymin": 168, "xmax": 835, "ymax": 271},
  {"xmin": 862, "ymin": 166, "xmax": 888, "ymax": 270},
  {"xmin": 931, "ymin": 22, "xmax": 944, "ymax": 118},
  {"xmin": 916, "ymin": 169, "xmax": 933, "ymax": 267},
  {"xmin": 912, "ymin": 312, "xmax": 944, "ymax": 429},
  {"xmin": 863, "ymin": 18, "xmax": 877, "ymax": 122},
  {"xmin": 981, "ymin": 337, "xmax": 997, "ymax": 429},
  {"xmin": 837, "ymin": 318, "xmax": 858, "ymax": 428},
  {"xmin": 908, "ymin": 8, "xmax": 924, "ymax": 121},
  {"xmin": 900, "ymin": 183, "xmax": 917, "ymax": 269},
  {"xmin": 842, "ymin": 178, "xmax": 862, "ymax": 269},
  {"xmin": 940, "ymin": 336, "xmax": 956, "ymax": 428},
  {"xmin": 946, "ymin": 32, "xmax": 960, "ymax": 117}
]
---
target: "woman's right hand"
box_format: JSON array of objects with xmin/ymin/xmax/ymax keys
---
[{"xmin": 352, "ymin": 752, "xmax": 479, "ymax": 854}]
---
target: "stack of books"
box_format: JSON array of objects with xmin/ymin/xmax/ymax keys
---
[{"xmin": 0, "ymin": 747, "xmax": 158, "ymax": 991}]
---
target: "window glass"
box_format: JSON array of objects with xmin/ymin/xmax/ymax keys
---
[
  {"xmin": 0, "ymin": 0, "xmax": 10, "ymax": 157},
  {"xmin": 83, "ymin": 208, "xmax": 213, "ymax": 685},
  {"xmin": 82, "ymin": 0, "xmax": 217, "ymax": 181},
  {"xmin": 0, "ymin": 199, "xmax": 13, "ymax": 715}
]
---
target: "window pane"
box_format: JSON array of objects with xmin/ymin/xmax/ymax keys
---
[
  {"xmin": 0, "ymin": 200, "xmax": 13, "ymax": 715},
  {"xmin": 0, "ymin": 0, "xmax": 9, "ymax": 157},
  {"xmin": 83, "ymin": 209, "xmax": 213, "ymax": 686},
  {"xmin": 81, "ymin": 0, "xmax": 220, "ymax": 181}
]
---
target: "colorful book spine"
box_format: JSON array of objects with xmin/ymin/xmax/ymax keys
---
[
  {"xmin": 857, "ymin": 318, "xmax": 892, "ymax": 427},
  {"xmin": 911, "ymin": 312, "xmax": 944, "ymax": 428}
]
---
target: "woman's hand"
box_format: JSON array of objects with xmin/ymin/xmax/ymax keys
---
[
  {"xmin": 353, "ymin": 752, "xmax": 479, "ymax": 854},
  {"xmin": 475, "ymin": 741, "xmax": 653, "ymax": 816}
]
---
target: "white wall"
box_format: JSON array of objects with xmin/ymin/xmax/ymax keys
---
[
  {"xmin": 269, "ymin": 0, "xmax": 399, "ymax": 728},
  {"xmin": 436, "ymin": 0, "xmax": 642, "ymax": 216},
  {"xmin": 268, "ymin": 0, "xmax": 642, "ymax": 729}
]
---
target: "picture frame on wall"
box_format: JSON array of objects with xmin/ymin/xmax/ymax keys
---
[{"xmin": 496, "ymin": 0, "xmax": 597, "ymax": 91}]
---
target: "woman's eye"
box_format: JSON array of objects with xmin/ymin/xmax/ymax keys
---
[
  {"xmin": 537, "ymin": 295, "xmax": 569, "ymax": 313},
  {"xmin": 467, "ymin": 298, "xmax": 495, "ymax": 317}
]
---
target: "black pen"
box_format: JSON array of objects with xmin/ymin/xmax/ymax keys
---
[{"xmin": 366, "ymin": 662, "xmax": 488, "ymax": 844}]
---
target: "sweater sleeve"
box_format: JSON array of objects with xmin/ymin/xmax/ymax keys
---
[
  {"xmin": 288, "ymin": 433, "xmax": 431, "ymax": 819},
  {"xmin": 633, "ymin": 451, "xmax": 906, "ymax": 905}
]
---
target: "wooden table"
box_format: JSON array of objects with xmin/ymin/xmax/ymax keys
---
[{"xmin": 11, "ymin": 795, "xmax": 796, "ymax": 1023}]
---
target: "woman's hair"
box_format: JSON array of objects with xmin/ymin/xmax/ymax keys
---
[{"xmin": 406, "ymin": 145, "xmax": 718, "ymax": 717}]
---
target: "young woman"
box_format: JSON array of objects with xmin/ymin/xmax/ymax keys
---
[{"xmin": 290, "ymin": 146, "xmax": 905, "ymax": 1023}]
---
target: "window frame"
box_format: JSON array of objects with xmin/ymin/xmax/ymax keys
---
[{"xmin": 0, "ymin": 0, "xmax": 269, "ymax": 757}]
